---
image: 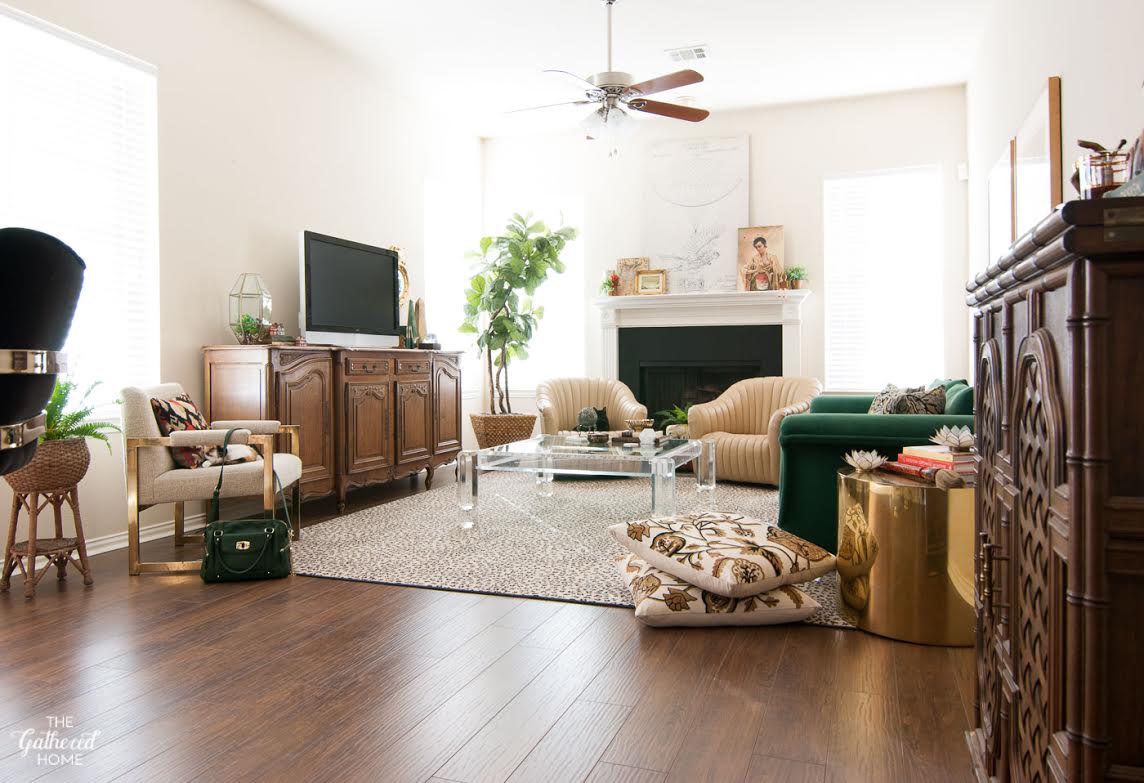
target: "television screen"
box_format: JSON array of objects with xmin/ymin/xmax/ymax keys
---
[{"xmin": 303, "ymin": 232, "xmax": 399, "ymax": 335}]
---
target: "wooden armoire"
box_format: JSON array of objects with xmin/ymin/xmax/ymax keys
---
[{"xmin": 966, "ymin": 197, "xmax": 1144, "ymax": 782}]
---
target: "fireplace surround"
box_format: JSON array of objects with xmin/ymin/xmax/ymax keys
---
[{"xmin": 595, "ymin": 291, "xmax": 810, "ymax": 396}]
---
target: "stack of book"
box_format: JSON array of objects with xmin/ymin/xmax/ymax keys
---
[{"xmin": 880, "ymin": 444, "xmax": 977, "ymax": 485}]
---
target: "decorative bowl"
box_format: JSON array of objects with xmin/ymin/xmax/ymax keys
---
[{"xmin": 625, "ymin": 418, "xmax": 654, "ymax": 433}]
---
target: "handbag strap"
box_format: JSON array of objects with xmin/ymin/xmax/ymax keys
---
[{"xmin": 210, "ymin": 428, "xmax": 291, "ymax": 525}]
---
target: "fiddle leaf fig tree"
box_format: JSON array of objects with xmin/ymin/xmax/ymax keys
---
[{"xmin": 460, "ymin": 213, "xmax": 578, "ymax": 414}]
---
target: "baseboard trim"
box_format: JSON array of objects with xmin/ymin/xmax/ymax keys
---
[
  {"xmin": 84, "ymin": 512, "xmax": 209, "ymax": 557},
  {"xmin": 83, "ymin": 498, "xmax": 263, "ymax": 557}
]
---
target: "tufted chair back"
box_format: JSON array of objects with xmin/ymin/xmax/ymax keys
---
[
  {"xmin": 687, "ymin": 376, "xmax": 823, "ymax": 485},
  {"xmin": 535, "ymin": 377, "xmax": 648, "ymax": 434}
]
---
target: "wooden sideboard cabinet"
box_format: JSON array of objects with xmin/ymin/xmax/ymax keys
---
[
  {"xmin": 203, "ymin": 346, "xmax": 463, "ymax": 510},
  {"xmin": 966, "ymin": 198, "xmax": 1144, "ymax": 782}
]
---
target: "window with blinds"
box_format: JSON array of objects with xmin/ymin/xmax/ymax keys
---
[
  {"xmin": 823, "ymin": 165, "xmax": 944, "ymax": 392},
  {"xmin": 0, "ymin": 7, "xmax": 159, "ymax": 410}
]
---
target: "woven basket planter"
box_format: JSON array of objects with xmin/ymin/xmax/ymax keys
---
[
  {"xmin": 4, "ymin": 438, "xmax": 91, "ymax": 493},
  {"xmin": 469, "ymin": 413, "xmax": 537, "ymax": 449}
]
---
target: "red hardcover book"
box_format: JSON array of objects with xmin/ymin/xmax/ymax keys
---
[{"xmin": 898, "ymin": 453, "xmax": 976, "ymax": 473}]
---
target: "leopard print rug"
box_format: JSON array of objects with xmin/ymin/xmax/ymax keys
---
[{"xmin": 292, "ymin": 472, "xmax": 854, "ymax": 629}]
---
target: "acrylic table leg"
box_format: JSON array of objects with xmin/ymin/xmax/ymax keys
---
[
  {"xmin": 651, "ymin": 458, "xmax": 676, "ymax": 518},
  {"xmin": 696, "ymin": 440, "xmax": 716, "ymax": 493},
  {"xmin": 535, "ymin": 455, "xmax": 554, "ymax": 498},
  {"xmin": 457, "ymin": 451, "xmax": 478, "ymax": 512}
]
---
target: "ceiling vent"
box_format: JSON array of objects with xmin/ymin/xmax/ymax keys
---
[{"xmin": 665, "ymin": 45, "xmax": 709, "ymax": 63}]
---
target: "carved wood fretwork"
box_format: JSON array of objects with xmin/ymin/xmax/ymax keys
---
[{"xmin": 1012, "ymin": 330, "xmax": 1065, "ymax": 783}]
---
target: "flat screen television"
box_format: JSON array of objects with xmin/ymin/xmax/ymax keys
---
[{"xmin": 299, "ymin": 231, "xmax": 401, "ymax": 347}]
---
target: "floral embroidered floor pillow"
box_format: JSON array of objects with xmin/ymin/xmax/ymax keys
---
[
  {"xmin": 615, "ymin": 553, "xmax": 819, "ymax": 627},
  {"xmin": 608, "ymin": 511, "xmax": 835, "ymax": 598}
]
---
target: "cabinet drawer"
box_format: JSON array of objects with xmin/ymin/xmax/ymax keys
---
[
  {"xmin": 345, "ymin": 357, "xmax": 390, "ymax": 376},
  {"xmin": 397, "ymin": 358, "xmax": 430, "ymax": 375}
]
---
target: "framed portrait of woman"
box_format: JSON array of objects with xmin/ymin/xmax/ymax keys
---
[{"xmin": 737, "ymin": 226, "xmax": 785, "ymax": 291}]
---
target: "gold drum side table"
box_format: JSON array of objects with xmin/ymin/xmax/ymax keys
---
[{"xmin": 836, "ymin": 468, "xmax": 974, "ymax": 646}]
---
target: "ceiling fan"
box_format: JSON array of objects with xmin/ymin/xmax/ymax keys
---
[{"xmin": 509, "ymin": 0, "xmax": 710, "ymax": 151}]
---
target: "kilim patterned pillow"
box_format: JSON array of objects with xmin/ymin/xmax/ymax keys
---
[
  {"xmin": 615, "ymin": 553, "xmax": 819, "ymax": 627},
  {"xmin": 150, "ymin": 393, "xmax": 210, "ymax": 469},
  {"xmin": 608, "ymin": 511, "xmax": 835, "ymax": 598}
]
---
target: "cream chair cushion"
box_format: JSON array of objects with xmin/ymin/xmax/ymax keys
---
[
  {"xmin": 687, "ymin": 377, "xmax": 823, "ymax": 485},
  {"xmin": 535, "ymin": 377, "xmax": 647, "ymax": 434},
  {"xmin": 147, "ymin": 453, "xmax": 303, "ymax": 505}
]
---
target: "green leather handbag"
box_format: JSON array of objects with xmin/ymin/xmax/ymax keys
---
[{"xmin": 200, "ymin": 429, "xmax": 293, "ymax": 583}]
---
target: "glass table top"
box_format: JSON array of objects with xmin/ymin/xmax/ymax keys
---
[{"xmin": 474, "ymin": 435, "xmax": 702, "ymax": 477}]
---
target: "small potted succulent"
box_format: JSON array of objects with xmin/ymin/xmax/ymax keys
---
[
  {"xmin": 600, "ymin": 271, "xmax": 621, "ymax": 296},
  {"xmin": 4, "ymin": 380, "xmax": 120, "ymax": 493},
  {"xmin": 785, "ymin": 266, "xmax": 809, "ymax": 290}
]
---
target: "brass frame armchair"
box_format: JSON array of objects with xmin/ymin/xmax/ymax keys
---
[{"xmin": 122, "ymin": 384, "xmax": 302, "ymax": 575}]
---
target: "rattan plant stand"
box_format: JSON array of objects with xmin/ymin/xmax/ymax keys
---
[{"xmin": 1, "ymin": 485, "xmax": 93, "ymax": 598}]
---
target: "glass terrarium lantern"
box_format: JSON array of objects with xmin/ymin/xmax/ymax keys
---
[{"xmin": 229, "ymin": 273, "xmax": 272, "ymax": 344}]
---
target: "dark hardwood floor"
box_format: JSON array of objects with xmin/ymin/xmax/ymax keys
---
[{"xmin": 0, "ymin": 474, "xmax": 974, "ymax": 783}]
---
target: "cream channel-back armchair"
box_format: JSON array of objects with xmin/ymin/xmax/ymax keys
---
[
  {"xmin": 687, "ymin": 376, "xmax": 823, "ymax": 485},
  {"xmin": 535, "ymin": 377, "xmax": 647, "ymax": 434},
  {"xmin": 121, "ymin": 383, "xmax": 302, "ymax": 575}
]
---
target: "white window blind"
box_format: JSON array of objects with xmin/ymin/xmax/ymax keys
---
[
  {"xmin": 0, "ymin": 6, "xmax": 159, "ymax": 409},
  {"xmin": 823, "ymin": 166, "xmax": 944, "ymax": 392}
]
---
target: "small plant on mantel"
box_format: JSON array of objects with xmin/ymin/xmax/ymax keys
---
[
  {"xmin": 785, "ymin": 266, "xmax": 809, "ymax": 289},
  {"xmin": 460, "ymin": 213, "xmax": 578, "ymax": 447}
]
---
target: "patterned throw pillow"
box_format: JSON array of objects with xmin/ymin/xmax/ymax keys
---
[
  {"xmin": 615, "ymin": 553, "xmax": 819, "ymax": 627},
  {"xmin": 150, "ymin": 394, "xmax": 209, "ymax": 469},
  {"xmin": 868, "ymin": 384, "xmax": 946, "ymax": 415},
  {"xmin": 608, "ymin": 511, "xmax": 835, "ymax": 598}
]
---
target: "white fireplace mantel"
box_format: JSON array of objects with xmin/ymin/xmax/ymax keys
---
[{"xmin": 593, "ymin": 289, "xmax": 811, "ymax": 378}]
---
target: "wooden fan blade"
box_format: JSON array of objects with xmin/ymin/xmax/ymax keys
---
[
  {"xmin": 628, "ymin": 98, "xmax": 710, "ymax": 122},
  {"xmin": 506, "ymin": 100, "xmax": 594, "ymax": 115},
  {"xmin": 627, "ymin": 69, "xmax": 704, "ymax": 97},
  {"xmin": 542, "ymin": 69, "xmax": 601, "ymax": 93}
]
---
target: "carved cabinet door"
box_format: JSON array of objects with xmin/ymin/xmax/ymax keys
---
[
  {"xmin": 972, "ymin": 336, "xmax": 1013, "ymax": 781},
  {"xmin": 433, "ymin": 357, "xmax": 462, "ymax": 454},
  {"xmin": 1008, "ymin": 330, "xmax": 1067, "ymax": 783},
  {"xmin": 396, "ymin": 379, "xmax": 432, "ymax": 464},
  {"xmin": 274, "ymin": 352, "xmax": 334, "ymax": 490},
  {"xmin": 345, "ymin": 381, "xmax": 392, "ymax": 474}
]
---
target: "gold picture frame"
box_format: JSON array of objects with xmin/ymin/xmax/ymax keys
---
[
  {"xmin": 635, "ymin": 269, "xmax": 667, "ymax": 295},
  {"xmin": 388, "ymin": 245, "xmax": 412, "ymax": 307},
  {"xmin": 615, "ymin": 257, "xmax": 649, "ymax": 296}
]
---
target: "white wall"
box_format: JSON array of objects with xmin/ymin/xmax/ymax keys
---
[
  {"xmin": 480, "ymin": 85, "xmax": 970, "ymax": 392},
  {"xmin": 2, "ymin": 0, "xmax": 479, "ymax": 548},
  {"xmin": 966, "ymin": 0, "xmax": 1144, "ymax": 282}
]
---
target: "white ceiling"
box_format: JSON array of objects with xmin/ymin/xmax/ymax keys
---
[{"xmin": 252, "ymin": 0, "xmax": 993, "ymax": 136}]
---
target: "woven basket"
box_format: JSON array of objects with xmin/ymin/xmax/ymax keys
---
[
  {"xmin": 469, "ymin": 413, "xmax": 537, "ymax": 449},
  {"xmin": 4, "ymin": 438, "xmax": 91, "ymax": 493}
]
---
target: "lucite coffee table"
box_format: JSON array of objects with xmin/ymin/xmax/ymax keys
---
[{"xmin": 457, "ymin": 435, "xmax": 715, "ymax": 517}]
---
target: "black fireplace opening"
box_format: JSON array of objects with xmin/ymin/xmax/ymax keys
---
[{"xmin": 618, "ymin": 325, "xmax": 782, "ymax": 426}]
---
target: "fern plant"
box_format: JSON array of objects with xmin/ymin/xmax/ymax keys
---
[
  {"xmin": 653, "ymin": 404, "xmax": 691, "ymax": 426},
  {"xmin": 43, "ymin": 380, "xmax": 121, "ymax": 452}
]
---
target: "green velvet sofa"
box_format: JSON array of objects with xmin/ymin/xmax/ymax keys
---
[{"xmin": 776, "ymin": 380, "xmax": 974, "ymax": 552}]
